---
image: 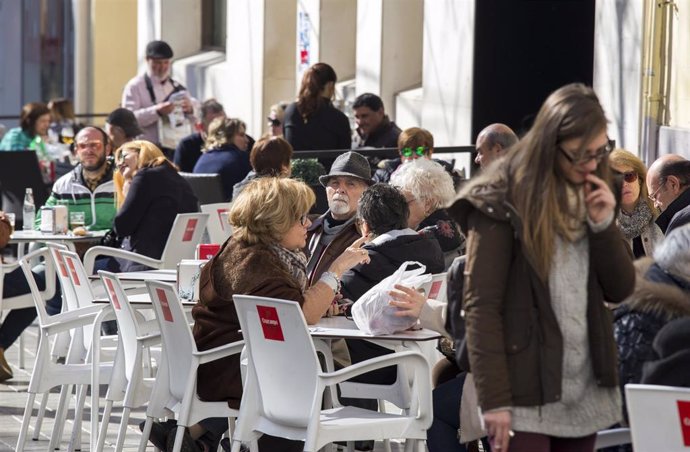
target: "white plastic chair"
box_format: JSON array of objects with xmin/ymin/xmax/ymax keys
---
[
  {"xmin": 96, "ymin": 271, "xmax": 161, "ymax": 452},
  {"xmin": 231, "ymin": 294, "xmax": 432, "ymax": 452},
  {"xmin": 420, "ymin": 272, "xmax": 448, "ymax": 303},
  {"xmin": 200, "ymin": 202, "xmax": 233, "ymax": 244},
  {"xmin": 625, "ymin": 383, "xmax": 690, "ymax": 452},
  {"xmin": 15, "ymin": 248, "xmax": 114, "ymax": 452},
  {"xmin": 141, "ymin": 280, "xmax": 244, "ymax": 452},
  {"xmin": 83, "ymin": 212, "xmax": 209, "ymax": 274},
  {"xmin": 55, "ymin": 248, "xmax": 120, "ymax": 451},
  {"xmin": 0, "ymin": 245, "xmax": 59, "ymax": 369}
]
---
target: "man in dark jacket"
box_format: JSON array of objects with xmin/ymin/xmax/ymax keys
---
[
  {"xmin": 173, "ymin": 99, "xmax": 225, "ymax": 172},
  {"xmin": 352, "ymin": 93, "xmax": 401, "ymax": 149},
  {"xmin": 306, "ymin": 151, "xmax": 372, "ymax": 283},
  {"xmin": 341, "ymin": 184, "xmax": 444, "ymax": 385},
  {"xmin": 647, "ymin": 155, "xmax": 690, "ymax": 234}
]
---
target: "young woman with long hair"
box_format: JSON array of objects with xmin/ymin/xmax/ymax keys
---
[
  {"xmin": 447, "ymin": 83, "xmax": 635, "ymax": 452},
  {"xmin": 282, "ymin": 62, "xmax": 351, "ymax": 152}
]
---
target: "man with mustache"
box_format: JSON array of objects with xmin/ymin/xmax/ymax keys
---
[{"xmin": 306, "ymin": 151, "xmax": 372, "ymax": 283}]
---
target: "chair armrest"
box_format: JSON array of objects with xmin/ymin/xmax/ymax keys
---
[
  {"xmin": 137, "ymin": 332, "xmax": 161, "ymax": 348},
  {"xmin": 83, "ymin": 246, "xmax": 163, "ymax": 274},
  {"xmin": 194, "ymin": 340, "xmax": 245, "ymax": 365},
  {"xmin": 0, "ymin": 261, "xmax": 20, "ymax": 274},
  {"xmin": 319, "ymin": 350, "xmax": 429, "ymax": 387},
  {"xmin": 42, "ymin": 304, "xmax": 106, "ymax": 335}
]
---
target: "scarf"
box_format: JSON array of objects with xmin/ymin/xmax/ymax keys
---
[
  {"xmin": 617, "ymin": 200, "xmax": 654, "ymax": 240},
  {"xmin": 269, "ymin": 244, "xmax": 308, "ymax": 292},
  {"xmin": 560, "ymin": 184, "xmax": 587, "ymax": 242}
]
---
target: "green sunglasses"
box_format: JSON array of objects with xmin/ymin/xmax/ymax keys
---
[{"xmin": 401, "ymin": 146, "xmax": 427, "ymax": 158}]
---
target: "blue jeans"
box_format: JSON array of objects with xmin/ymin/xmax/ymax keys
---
[{"xmin": 0, "ymin": 267, "xmax": 45, "ymax": 350}]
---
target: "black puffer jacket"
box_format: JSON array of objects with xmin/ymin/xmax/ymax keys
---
[
  {"xmin": 340, "ymin": 230, "xmax": 444, "ymax": 301},
  {"xmin": 613, "ymin": 257, "xmax": 690, "ymax": 419}
]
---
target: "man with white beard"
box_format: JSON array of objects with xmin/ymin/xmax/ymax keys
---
[
  {"xmin": 121, "ymin": 40, "xmax": 198, "ymax": 155},
  {"xmin": 306, "ymin": 151, "xmax": 373, "ymax": 283}
]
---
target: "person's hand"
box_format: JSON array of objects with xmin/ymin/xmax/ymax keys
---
[
  {"xmin": 329, "ymin": 235, "xmax": 370, "ymax": 277},
  {"xmin": 157, "ymin": 101, "xmax": 175, "ymax": 116},
  {"xmin": 484, "ymin": 410, "xmax": 513, "ymax": 451},
  {"xmin": 584, "ymin": 173, "xmax": 615, "ymax": 224},
  {"xmin": 388, "ymin": 284, "xmax": 427, "ymax": 318},
  {"xmin": 180, "ymin": 97, "xmax": 194, "ymax": 114},
  {"xmin": 123, "ymin": 179, "xmax": 133, "ymax": 197}
]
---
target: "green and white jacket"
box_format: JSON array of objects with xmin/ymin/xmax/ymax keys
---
[{"xmin": 35, "ymin": 161, "xmax": 117, "ymax": 231}]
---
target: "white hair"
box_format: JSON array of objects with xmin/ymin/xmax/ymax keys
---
[
  {"xmin": 654, "ymin": 223, "xmax": 690, "ymax": 281},
  {"xmin": 390, "ymin": 158, "xmax": 455, "ymax": 209}
]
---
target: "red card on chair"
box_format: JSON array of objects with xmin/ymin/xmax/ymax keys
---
[
  {"xmin": 155, "ymin": 288, "xmax": 174, "ymax": 322},
  {"xmin": 196, "ymin": 244, "xmax": 221, "ymax": 260},
  {"xmin": 182, "ymin": 218, "xmax": 198, "ymax": 242},
  {"xmin": 257, "ymin": 305, "xmax": 285, "ymax": 341},
  {"xmin": 428, "ymin": 281, "xmax": 443, "ymax": 300},
  {"xmin": 677, "ymin": 400, "xmax": 690, "ymax": 446},
  {"xmin": 104, "ymin": 278, "xmax": 121, "ymax": 310}
]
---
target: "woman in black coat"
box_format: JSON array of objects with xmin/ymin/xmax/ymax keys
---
[
  {"xmin": 112, "ymin": 140, "xmax": 199, "ymax": 272},
  {"xmin": 283, "ymin": 63, "xmax": 351, "ymax": 156}
]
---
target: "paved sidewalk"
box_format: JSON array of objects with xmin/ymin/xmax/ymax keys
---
[{"xmin": 0, "ymin": 324, "xmax": 410, "ymax": 451}]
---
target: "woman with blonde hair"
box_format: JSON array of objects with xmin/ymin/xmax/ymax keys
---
[
  {"xmin": 609, "ymin": 148, "xmax": 663, "ymax": 257},
  {"xmin": 193, "ymin": 117, "xmax": 252, "ymax": 201},
  {"xmin": 106, "ymin": 140, "xmax": 197, "ymax": 272},
  {"xmin": 283, "ymin": 63, "xmax": 351, "ymax": 152},
  {"xmin": 447, "ymin": 83, "xmax": 635, "ymax": 452},
  {"xmin": 139, "ymin": 178, "xmax": 369, "ymax": 451}
]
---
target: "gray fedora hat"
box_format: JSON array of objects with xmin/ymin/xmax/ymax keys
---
[{"xmin": 319, "ymin": 151, "xmax": 374, "ymax": 187}]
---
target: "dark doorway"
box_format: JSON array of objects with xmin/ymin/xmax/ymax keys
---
[{"xmin": 472, "ymin": 0, "xmax": 596, "ymax": 139}]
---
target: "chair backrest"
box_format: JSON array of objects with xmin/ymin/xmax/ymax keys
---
[
  {"xmin": 100, "ymin": 271, "xmax": 145, "ymax": 379},
  {"xmin": 420, "ymin": 272, "xmax": 448, "ymax": 303},
  {"xmin": 145, "ymin": 280, "xmax": 195, "ymax": 401},
  {"xmin": 233, "ymin": 294, "xmax": 320, "ymax": 427},
  {"xmin": 18, "ymin": 247, "xmax": 56, "ymax": 326},
  {"xmin": 48, "ymin": 244, "xmax": 77, "ymax": 312},
  {"xmin": 626, "ymin": 383, "xmax": 690, "ymax": 451},
  {"xmin": 160, "ymin": 213, "xmax": 209, "ymax": 268},
  {"xmin": 200, "ymin": 202, "xmax": 233, "ymax": 244},
  {"xmin": 179, "ymin": 172, "xmax": 225, "ymax": 205},
  {"xmin": 57, "ymin": 249, "xmax": 99, "ymax": 349}
]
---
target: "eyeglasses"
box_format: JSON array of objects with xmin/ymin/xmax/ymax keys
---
[
  {"xmin": 299, "ymin": 214, "xmax": 309, "ymax": 226},
  {"xmin": 558, "ymin": 139, "xmax": 614, "ymax": 165},
  {"xmin": 400, "ymin": 146, "xmax": 428, "ymax": 159},
  {"xmin": 267, "ymin": 117, "xmax": 281, "ymax": 127},
  {"xmin": 648, "ymin": 178, "xmax": 667, "ymax": 202},
  {"xmin": 76, "ymin": 140, "xmax": 104, "ymax": 151}
]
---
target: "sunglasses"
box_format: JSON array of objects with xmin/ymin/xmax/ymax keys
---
[
  {"xmin": 614, "ymin": 171, "xmax": 639, "ymax": 184},
  {"xmin": 400, "ymin": 146, "xmax": 427, "ymax": 159},
  {"xmin": 559, "ymin": 139, "xmax": 614, "ymax": 166},
  {"xmin": 299, "ymin": 214, "xmax": 309, "ymax": 226},
  {"xmin": 267, "ymin": 117, "xmax": 281, "ymax": 127}
]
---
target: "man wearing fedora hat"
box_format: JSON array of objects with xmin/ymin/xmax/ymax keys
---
[
  {"xmin": 121, "ymin": 40, "xmax": 198, "ymax": 152},
  {"xmin": 306, "ymin": 151, "xmax": 373, "ymax": 284}
]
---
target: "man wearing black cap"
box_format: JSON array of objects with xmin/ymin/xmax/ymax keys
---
[
  {"xmin": 305, "ymin": 151, "xmax": 372, "ymax": 284},
  {"xmin": 105, "ymin": 107, "xmax": 143, "ymax": 150},
  {"xmin": 121, "ymin": 40, "xmax": 198, "ymax": 153}
]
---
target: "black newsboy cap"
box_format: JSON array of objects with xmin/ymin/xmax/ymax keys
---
[{"xmin": 146, "ymin": 40, "xmax": 174, "ymax": 59}]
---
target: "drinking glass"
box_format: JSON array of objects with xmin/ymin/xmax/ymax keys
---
[{"xmin": 69, "ymin": 211, "xmax": 86, "ymax": 229}]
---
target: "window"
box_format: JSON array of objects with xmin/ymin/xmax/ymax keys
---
[{"xmin": 201, "ymin": 0, "xmax": 226, "ymax": 50}]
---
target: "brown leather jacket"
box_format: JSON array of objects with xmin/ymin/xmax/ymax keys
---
[
  {"xmin": 448, "ymin": 173, "xmax": 635, "ymax": 412},
  {"xmin": 305, "ymin": 213, "xmax": 360, "ymax": 285},
  {"xmin": 0, "ymin": 215, "xmax": 10, "ymax": 249},
  {"xmin": 192, "ymin": 238, "xmax": 304, "ymax": 408}
]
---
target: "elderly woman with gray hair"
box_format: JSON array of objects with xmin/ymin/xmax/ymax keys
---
[
  {"xmin": 614, "ymin": 223, "xmax": 690, "ymax": 422},
  {"xmin": 390, "ymin": 157, "xmax": 463, "ymax": 257}
]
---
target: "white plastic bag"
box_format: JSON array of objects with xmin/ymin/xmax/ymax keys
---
[{"xmin": 352, "ymin": 261, "xmax": 432, "ymax": 335}]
